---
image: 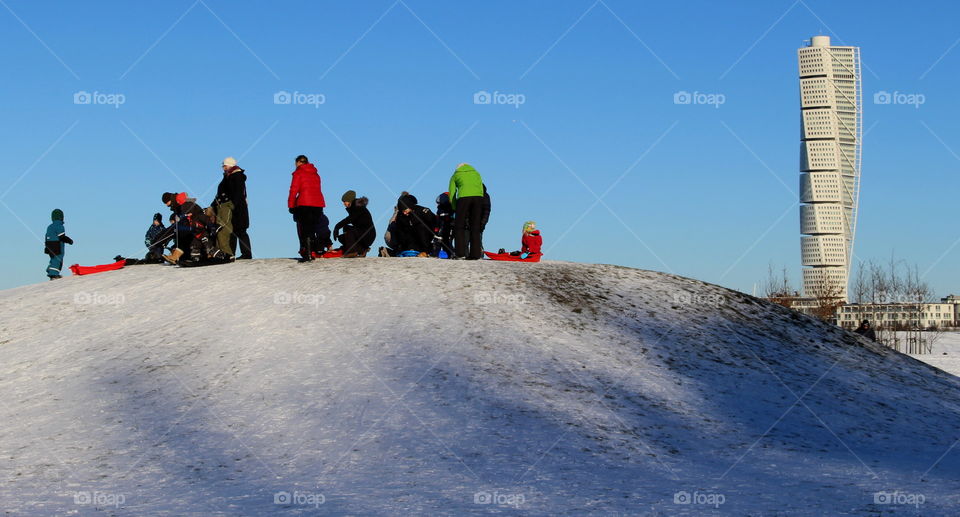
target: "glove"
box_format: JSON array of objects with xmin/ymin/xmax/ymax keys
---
[
  {"xmin": 289, "ymin": 207, "xmax": 295, "ymax": 214},
  {"xmin": 333, "ymin": 232, "xmax": 340, "ymax": 243},
  {"xmin": 60, "ymin": 235, "xmax": 74, "ymax": 245}
]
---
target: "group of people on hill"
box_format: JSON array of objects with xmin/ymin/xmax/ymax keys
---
[
  {"xmin": 43, "ymin": 155, "xmax": 542, "ymax": 277},
  {"xmin": 278, "ymin": 156, "xmax": 493, "ymax": 262},
  {"xmin": 152, "ymin": 156, "xmax": 253, "ymax": 265}
]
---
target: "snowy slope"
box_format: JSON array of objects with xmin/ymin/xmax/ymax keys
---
[{"xmin": 1, "ymin": 259, "xmax": 959, "ymax": 516}]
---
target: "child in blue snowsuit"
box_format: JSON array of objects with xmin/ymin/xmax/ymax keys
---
[
  {"xmin": 144, "ymin": 212, "xmax": 168, "ymax": 261},
  {"xmin": 44, "ymin": 208, "xmax": 73, "ymax": 280}
]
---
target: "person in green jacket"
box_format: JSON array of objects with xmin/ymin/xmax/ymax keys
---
[{"xmin": 448, "ymin": 163, "xmax": 485, "ymax": 259}]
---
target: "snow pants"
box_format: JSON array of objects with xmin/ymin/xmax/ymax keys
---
[
  {"xmin": 294, "ymin": 206, "xmax": 329, "ymax": 255},
  {"xmin": 215, "ymin": 201, "xmax": 235, "ymax": 256},
  {"xmin": 454, "ymin": 196, "xmax": 484, "ymax": 259},
  {"xmin": 46, "ymin": 252, "xmax": 64, "ymax": 278}
]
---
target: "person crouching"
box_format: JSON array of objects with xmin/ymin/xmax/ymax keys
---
[
  {"xmin": 333, "ymin": 190, "xmax": 376, "ymax": 258},
  {"xmin": 161, "ymin": 192, "xmax": 225, "ymax": 264}
]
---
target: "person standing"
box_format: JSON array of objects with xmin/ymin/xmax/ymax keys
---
[
  {"xmin": 44, "ymin": 208, "xmax": 73, "ymax": 280},
  {"xmin": 287, "ymin": 154, "xmax": 327, "ymax": 261},
  {"xmin": 479, "ymin": 184, "xmax": 491, "ymax": 233},
  {"xmin": 478, "ymin": 184, "xmax": 491, "ymax": 252},
  {"xmin": 434, "ymin": 192, "xmax": 454, "ymax": 257},
  {"xmin": 449, "ymin": 163, "xmax": 485, "ymax": 259},
  {"xmin": 213, "ymin": 157, "xmax": 253, "ymax": 260}
]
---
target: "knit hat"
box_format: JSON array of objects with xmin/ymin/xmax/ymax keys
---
[
  {"xmin": 523, "ymin": 221, "xmax": 536, "ymax": 234},
  {"xmin": 342, "ymin": 190, "xmax": 357, "ymax": 204},
  {"xmin": 153, "ymin": 212, "xmax": 163, "ymax": 223},
  {"xmin": 51, "ymin": 208, "xmax": 64, "ymax": 222},
  {"xmin": 162, "ymin": 192, "xmax": 176, "ymax": 205},
  {"xmin": 222, "ymin": 156, "xmax": 237, "ymax": 168},
  {"xmin": 398, "ymin": 194, "xmax": 418, "ymax": 211}
]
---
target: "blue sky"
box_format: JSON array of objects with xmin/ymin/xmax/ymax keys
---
[{"xmin": 1, "ymin": 0, "xmax": 958, "ymax": 296}]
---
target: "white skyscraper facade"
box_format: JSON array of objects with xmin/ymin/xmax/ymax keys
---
[{"xmin": 798, "ymin": 35, "xmax": 862, "ymax": 301}]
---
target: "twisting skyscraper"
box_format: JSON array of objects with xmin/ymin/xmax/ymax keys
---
[{"xmin": 798, "ymin": 35, "xmax": 862, "ymax": 301}]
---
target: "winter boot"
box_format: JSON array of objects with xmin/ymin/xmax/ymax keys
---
[
  {"xmin": 202, "ymin": 236, "xmax": 224, "ymax": 260},
  {"xmin": 298, "ymin": 242, "xmax": 314, "ymax": 262},
  {"xmin": 304, "ymin": 238, "xmax": 315, "ymax": 261},
  {"xmin": 163, "ymin": 248, "xmax": 184, "ymax": 265}
]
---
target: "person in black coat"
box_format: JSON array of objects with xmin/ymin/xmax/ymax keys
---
[
  {"xmin": 479, "ymin": 184, "xmax": 491, "ymax": 232},
  {"xmin": 393, "ymin": 193, "xmax": 437, "ymax": 255},
  {"xmin": 854, "ymin": 320, "xmax": 877, "ymax": 341},
  {"xmin": 161, "ymin": 191, "xmax": 221, "ymax": 263},
  {"xmin": 213, "ymin": 157, "xmax": 252, "ymax": 259},
  {"xmin": 333, "ymin": 190, "xmax": 376, "ymax": 257},
  {"xmin": 434, "ymin": 192, "xmax": 454, "ymax": 257}
]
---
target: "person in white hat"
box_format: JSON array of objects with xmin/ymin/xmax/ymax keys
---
[{"xmin": 211, "ymin": 156, "xmax": 252, "ymax": 259}]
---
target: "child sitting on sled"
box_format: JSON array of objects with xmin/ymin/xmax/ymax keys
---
[
  {"xmin": 520, "ymin": 221, "xmax": 542, "ymax": 257},
  {"xmin": 490, "ymin": 221, "xmax": 542, "ymax": 261}
]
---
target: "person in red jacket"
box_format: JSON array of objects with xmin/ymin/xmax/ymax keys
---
[
  {"xmin": 288, "ymin": 154, "xmax": 329, "ymax": 261},
  {"xmin": 521, "ymin": 220, "xmax": 542, "ymax": 258}
]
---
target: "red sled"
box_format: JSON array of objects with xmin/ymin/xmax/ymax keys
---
[
  {"xmin": 483, "ymin": 252, "xmax": 542, "ymax": 262},
  {"xmin": 69, "ymin": 260, "xmax": 126, "ymax": 276},
  {"xmin": 311, "ymin": 249, "xmax": 344, "ymax": 259}
]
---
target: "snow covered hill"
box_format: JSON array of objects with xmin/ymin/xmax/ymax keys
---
[{"xmin": 1, "ymin": 259, "xmax": 959, "ymax": 516}]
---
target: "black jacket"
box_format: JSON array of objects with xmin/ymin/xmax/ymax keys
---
[
  {"xmin": 170, "ymin": 197, "xmax": 209, "ymax": 226},
  {"xmin": 479, "ymin": 185, "xmax": 491, "ymax": 231},
  {"xmin": 214, "ymin": 167, "xmax": 250, "ymax": 229},
  {"xmin": 44, "ymin": 234, "xmax": 72, "ymax": 256},
  {"xmin": 334, "ymin": 197, "xmax": 376, "ymax": 247},
  {"xmin": 854, "ymin": 325, "xmax": 876, "ymax": 341},
  {"xmin": 394, "ymin": 205, "xmax": 437, "ymax": 252}
]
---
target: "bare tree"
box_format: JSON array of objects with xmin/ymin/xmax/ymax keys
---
[
  {"xmin": 762, "ymin": 264, "xmax": 797, "ymax": 308},
  {"xmin": 851, "ymin": 261, "xmax": 868, "ymax": 304},
  {"xmin": 903, "ymin": 264, "xmax": 936, "ymax": 354},
  {"xmin": 853, "ymin": 257, "xmax": 937, "ymax": 354},
  {"xmin": 808, "ymin": 276, "xmax": 844, "ymax": 324}
]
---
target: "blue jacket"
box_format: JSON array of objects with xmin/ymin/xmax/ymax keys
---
[
  {"xmin": 145, "ymin": 223, "xmax": 166, "ymax": 247},
  {"xmin": 45, "ymin": 220, "xmax": 65, "ymax": 242},
  {"xmin": 44, "ymin": 220, "xmax": 71, "ymax": 256}
]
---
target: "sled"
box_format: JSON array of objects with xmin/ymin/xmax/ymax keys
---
[
  {"xmin": 177, "ymin": 257, "xmax": 234, "ymax": 268},
  {"xmin": 68, "ymin": 260, "xmax": 126, "ymax": 276},
  {"xmin": 483, "ymin": 252, "xmax": 542, "ymax": 263},
  {"xmin": 311, "ymin": 249, "xmax": 344, "ymax": 259},
  {"xmin": 396, "ymin": 250, "xmax": 433, "ymax": 258},
  {"xmin": 114, "ymin": 256, "xmax": 164, "ymax": 266}
]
